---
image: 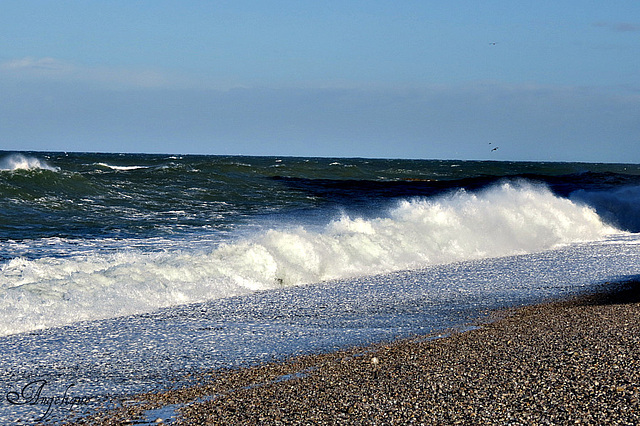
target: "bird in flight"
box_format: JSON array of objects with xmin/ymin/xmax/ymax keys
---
[{"xmin": 489, "ymin": 42, "xmax": 498, "ymax": 45}]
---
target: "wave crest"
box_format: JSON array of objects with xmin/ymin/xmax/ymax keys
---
[
  {"xmin": 95, "ymin": 162, "xmax": 150, "ymax": 171},
  {"xmin": 0, "ymin": 154, "xmax": 59, "ymax": 171},
  {"xmin": 230, "ymin": 181, "xmax": 617, "ymax": 286}
]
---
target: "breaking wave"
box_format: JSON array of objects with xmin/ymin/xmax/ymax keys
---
[
  {"xmin": 0, "ymin": 154, "xmax": 59, "ymax": 172},
  {"xmin": 0, "ymin": 181, "xmax": 621, "ymax": 336},
  {"xmin": 94, "ymin": 162, "xmax": 150, "ymax": 171}
]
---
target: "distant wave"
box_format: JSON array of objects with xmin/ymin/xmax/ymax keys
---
[
  {"xmin": 0, "ymin": 181, "xmax": 620, "ymax": 336},
  {"xmin": 95, "ymin": 162, "xmax": 149, "ymax": 171},
  {"xmin": 0, "ymin": 154, "xmax": 59, "ymax": 172}
]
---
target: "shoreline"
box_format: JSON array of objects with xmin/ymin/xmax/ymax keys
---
[{"xmin": 71, "ymin": 280, "xmax": 640, "ymax": 425}]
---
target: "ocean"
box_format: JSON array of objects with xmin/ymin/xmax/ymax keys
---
[{"xmin": 1, "ymin": 151, "xmax": 639, "ymax": 423}]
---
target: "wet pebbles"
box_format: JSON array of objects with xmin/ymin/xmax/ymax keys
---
[{"xmin": 75, "ymin": 281, "xmax": 640, "ymax": 425}]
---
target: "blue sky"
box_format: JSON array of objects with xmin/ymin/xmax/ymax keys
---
[{"xmin": 1, "ymin": 1, "xmax": 639, "ymax": 162}]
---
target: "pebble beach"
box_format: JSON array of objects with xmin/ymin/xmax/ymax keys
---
[{"xmin": 74, "ymin": 280, "xmax": 640, "ymax": 425}]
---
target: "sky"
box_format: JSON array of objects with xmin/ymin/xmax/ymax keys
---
[{"xmin": 1, "ymin": 1, "xmax": 639, "ymax": 162}]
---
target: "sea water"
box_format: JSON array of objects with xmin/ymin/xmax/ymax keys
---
[{"xmin": 1, "ymin": 151, "xmax": 639, "ymax": 423}]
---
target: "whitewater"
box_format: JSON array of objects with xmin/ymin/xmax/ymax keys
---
[
  {"xmin": 0, "ymin": 180, "xmax": 620, "ymax": 336},
  {"xmin": 0, "ymin": 151, "xmax": 639, "ymax": 423}
]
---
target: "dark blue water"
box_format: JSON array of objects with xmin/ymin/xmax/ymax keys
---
[{"xmin": 2, "ymin": 151, "xmax": 639, "ymax": 244}]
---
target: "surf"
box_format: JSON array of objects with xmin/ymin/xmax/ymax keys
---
[
  {"xmin": 94, "ymin": 162, "xmax": 150, "ymax": 171},
  {"xmin": 0, "ymin": 153, "xmax": 59, "ymax": 172},
  {"xmin": 0, "ymin": 181, "xmax": 620, "ymax": 336}
]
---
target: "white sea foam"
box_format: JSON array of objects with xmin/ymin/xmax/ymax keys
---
[
  {"xmin": 0, "ymin": 154, "xmax": 59, "ymax": 171},
  {"xmin": 95, "ymin": 162, "xmax": 149, "ymax": 171},
  {"xmin": 0, "ymin": 182, "xmax": 621, "ymax": 336}
]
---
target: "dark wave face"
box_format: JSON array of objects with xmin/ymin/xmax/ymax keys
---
[{"xmin": 272, "ymin": 171, "xmax": 640, "ymax": 232}]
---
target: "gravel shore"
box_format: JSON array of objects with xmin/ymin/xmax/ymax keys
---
[{"xmin": 76, "ymin": 281, "xmax": 640, "ymax": 425}]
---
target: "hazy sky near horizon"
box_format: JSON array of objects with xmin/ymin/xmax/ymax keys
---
[{"xmin": 1, "ymin": 1, "xmax": 639, "ymax": 162}]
